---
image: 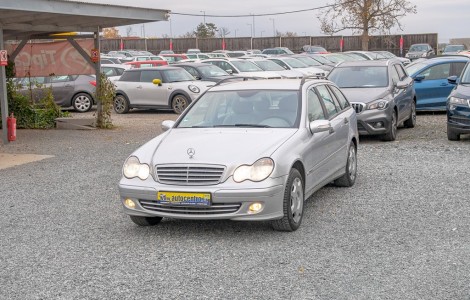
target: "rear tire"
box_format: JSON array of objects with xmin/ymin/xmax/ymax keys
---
[
  {"xmin": 171, "ymin": 94, "xmax": 189, "ymax": 114},
  {"xmin": 334, "ymin": 143, "xmax": 357, "ymax": 187},
  {"xmin": 447, "ymin": 125, "xmax": 460, "ymax": 141},
  {"xmin": 271, "ymin": 168, "xmax": 304, "ymax": 232},
  {"xmin": 404, "ymin": 101, "xmax": 416, "ymax": 128},
  {"xmin": 72, "ymin": 93, "xmax": 93, "ymax": 112},
  {"xmin": 129, "ymin": 215, "xmax": 163, "ymax": 226},
  {"xmin": 114, "ymin": 94, "xmax": 130, "ymax": 114}
]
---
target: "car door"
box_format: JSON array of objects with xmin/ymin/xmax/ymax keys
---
[
  {"xmin": 414, "ymin": 62, "xmax": 452, "ymax": 110},
  {"xmin": 49, "ymin": 75, "xmax": 75, "ymax": 106},
  {"xmin": 138, "ymin": 70, "xmax": 168, "ymax": 107},
  {"xmin": 391, "ymin": 64, "xmax": 413, "ymax": 122}
]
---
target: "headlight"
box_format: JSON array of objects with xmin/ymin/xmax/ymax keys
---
[
  {"xmin": 367, "ymin": 99, "xmax": 389, "ymax": 110},
  {"xmin": 405, "ymin": 53, "xmax": 409, "ymax": 58},
  {"xmin": 233, "ymin": 158, "xmax": 274, "ymax": 183},
  {"xmin": 123, "ymin": 156, "xmax": 150, "ymax": 180},
  {"xmin": 188, "ymin": 85, "xmax": 200, "ymax": 93},
  {"xmin": 421, "ymin": 53, "xmax": 427, "ymax": 57},
  {"xmin": 448, "ymin": 96, "xmax": 467, "ymax": 105}
]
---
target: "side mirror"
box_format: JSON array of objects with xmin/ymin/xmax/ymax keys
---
[
  {"xmin": 309, "ymin": 119, "xmax": 332, "ymax": 134},
  {"xmin": 152, "ymin": 79, "xmax": 162, "ymax": 86},
  {"xmin": 161, "ymin": 120, "xmax": 175, "ymax": 132},
  {"xmin": 195, "ymin": 76, "xmax": 201, "ymax": 80},
  {"xmin": 396, "ymin": 80, "xmax": 408, "ymax": 89},
  {"xmin": 414, "ymin": 74, "xmax": 425, "ymax": 82},
  {"xmin": 447, "ymin": 75, "xmax": 458, "ymax": 84},
  {"xmin": 225, "ymin": 69, "xmax": 233, "ymax": 75}
]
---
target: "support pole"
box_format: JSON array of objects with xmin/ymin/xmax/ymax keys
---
[
  {"xmin": 94, "ymin": 28, "xmax": 102, "ymax": 117},
  {"xmin": 0, "ymin": 27, "xmax": 9, "ymax": 144}
]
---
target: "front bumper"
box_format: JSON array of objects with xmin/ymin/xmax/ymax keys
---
[
  {"xmin": 447, "ymin": 104, "xmax": 470, "ymax": 134},
  {"xmin": 353, "ymin": 104, "xmax": 393, "ymax": 136},
  {"xmin": 118, "ymin": 176, "xmax": 287, "ymax": 221}
]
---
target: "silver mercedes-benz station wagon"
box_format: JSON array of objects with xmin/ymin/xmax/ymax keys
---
[{"xmin": 119, "ymin": 77, "xmax": 359, "ymax": 231}]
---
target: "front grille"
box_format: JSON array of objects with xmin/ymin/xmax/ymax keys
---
[
  {"xmin": 357, "ymin": 122, "xmax": 367, "ymax": 131},
  {"xmin": 450, "ymin": 116, "xmax": 470, "ymax": 125},
  {"xmin": 156, "ymin": 164, "xmax": 225, "ymax": 185},
  {"xmin": 139, "ymin": 200, "xmax": 241, "ymax": 215},
  {"xmin": 351, "ymin": 103, "xmax": 365, "ymax": 114}
]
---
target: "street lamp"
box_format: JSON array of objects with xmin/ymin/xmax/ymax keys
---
[
  {"xmin": 234, "ymin": 28, "xmax": 238, "ymax": 38},
  {"xmin": 261, "ymin": 30, "xmax": 265, "ymax": 37},
  {"xmin": 269, "ymin": 18, "xmax": 276, "ymax": 36},
  {"xmin": 200, "ymin": 10, "xmax": 206, "ymax": 25},
  {"xmin": 247, "ymin": 23, "xmax": 253, "ymax": 38}
]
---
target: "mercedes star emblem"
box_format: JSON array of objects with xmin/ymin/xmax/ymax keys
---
[{"xmin": 187, "ymin": 148, "xmax": 195, "ymax": 158}]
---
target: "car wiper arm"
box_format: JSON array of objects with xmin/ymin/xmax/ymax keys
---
[{"xmin": 214, "ymin": 124, "xmax": 271, "ymax": 128}]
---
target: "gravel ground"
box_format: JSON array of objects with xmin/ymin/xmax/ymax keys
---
[{"xmin": 1, "ymin": 110, "xmax": 469, "ymax": 300}]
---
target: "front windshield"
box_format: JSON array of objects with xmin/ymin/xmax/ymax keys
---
[
  {"xmin": 460, "ymin": 63, "xmax": 470, "ymax": 84},
  {"xmin": 445, "ymin": 45, "xmax": 464, "ymax": 52},
  {"xmin": 231, "ymin": 60, "xmax": 264, "ymax": 72},
  {"xmin": 163, "ymin": 69, "xmax": 195, "ymax": 82},
  {"xmin": 294, "ymin": 57, "xmax": 322, "ymax": 66},
  {"xmin": 409, "ymin": 44, "xmax": 428, "ymax": 52},
  {"xmin": 309, "ymin": 55, "xmax": 330, "ymax": 64},
  {"xmin": 198, "ymin": 65, "xmax": 230, "ymax": 77},
  {"xmin": 177, "ymin": 90, "xmax": 300, "ymax": 128},
  {"xmin": 328, "ymin": 66, "xmax": 389, "ymax": 88},
  {"xmin": 283, "ymin": 58, "xmax": 308, "ymax": 68},
  {"xmin": 254, "ymin": 60, "xmax": 285, "ymax": 71},
  {"xmin": 405, "ymin": 62, "xmax": 428, "ymax": 76}
]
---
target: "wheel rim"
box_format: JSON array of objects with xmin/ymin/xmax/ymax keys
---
[
  {"xmin": 114, "ymin": 96, "xmax": 126, "ymax": 113},
  {"xmin": 74, "ymin": 95, "xmax": 91, "ymax": 112},
  {"xmin": 172, "ymin": 96, "xmax": 188, "ymax": 114},
  {"xmin": 290, "ymin": 177, "xmax": 303, "ymax": 224},
  {"xmin": 348, "ymin": 145, "xmax": 357, "ymax": 181},
  {"xmin": 391, "ymin": 112, "xmax": 397, "ymax": 138}
]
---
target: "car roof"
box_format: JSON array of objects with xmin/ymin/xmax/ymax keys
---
[
  {"xmin": 411, "ymin": 56, "xmax": 470, "ymax": 66},
  {"xmin": 208, "ymin": 78, "xmax": 331, "ymax": 92},
  {"xmin": 173, "ymin": 62, "xmax": 212, "ymax": 67},
  {"xmin": 335, "ymin": 59, "xmax": 398, "ymax": 67},
  {"xmin": 125, "ymin": 66, "xmax": 182, "ymax": 72}
]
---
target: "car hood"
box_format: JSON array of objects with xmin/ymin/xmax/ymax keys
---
[
  {"xmin": 451, "ymin": 83, "xmax": 470, "ymax": 99},
  {"xmin": 148, "ymin": 128, "xmax": 297, "ymax": 166},
  {"xmin": 238, "ymin": 71, "xmax": 281, "ymax": 79},
  {"xmin": 339, "ymin": 87, "xmax": 390, "ymax": 104}
]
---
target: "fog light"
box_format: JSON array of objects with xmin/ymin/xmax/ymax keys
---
[
  {"xmin": 124, "ymin": 198, "xmax": 136, "ymax": 209},
  {"xmin": 248, "ymin": 202, "xmax": 263, "ymax": 214},
  {"xmin": 374, "ymin": 122, "xmax": 384, "ymax": 128}
]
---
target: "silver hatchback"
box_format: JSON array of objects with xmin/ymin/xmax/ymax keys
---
[{"xmin": 118, "ymin": 78, "xmax": 359, "ymax": 231}]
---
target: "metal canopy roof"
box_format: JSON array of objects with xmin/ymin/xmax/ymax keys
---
[{"xmin": 0, "ymin": 0, "xmax": 170, "ymax": 40}]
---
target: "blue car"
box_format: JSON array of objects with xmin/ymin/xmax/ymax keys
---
[
  {"xmin": 405, "ymin": 56, "xmax": 469, "ymax": 111},
  {"xmin": 447, "ymin": 62, "xmax": 470, "ymax": 140}
]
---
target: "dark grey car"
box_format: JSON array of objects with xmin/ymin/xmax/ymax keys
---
[
  {"xmin": 172, "ymin": 62, "xmax": 232, "ymax": 82},
  {"xmin": 328, "ymin": 59, "xmax": 416, "ymax": 141},
  {"xmin": 14, "ymin": 75, "xmax": 96, "ymax": 112}
]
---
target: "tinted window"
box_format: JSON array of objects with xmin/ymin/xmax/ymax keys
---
[
  {"xmin": 182, "ymin": 66, "xmax": 199, "ymax": 77},
  {"xmin": 315, "ymin": 85, "xmax": 338, "ymax": 118},
  {"xmin": 307, "ymin": 88, "xmax": 325, "ymax": 122},
  {"xmin": 451, "ymin": 62, "xmax": 467, "ymax": 77},
  {"xmin": 141, "ymin": 70, "xmax": 162, "ymax": 83},
  {"xmin": 328, "ymin": 85, "xmax": 350, "ymax": 110},
  {"xmin": 119, "ymin": 71, "xmax": 141, "ymax": 82},
  {"xmin": 418, "ymin": 63, "xmax": 450, "ymax": 80}
]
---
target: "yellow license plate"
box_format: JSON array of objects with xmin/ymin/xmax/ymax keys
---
[{"xmin": 157, "ymin": 191, "xmax": 211, "ymax": 206}]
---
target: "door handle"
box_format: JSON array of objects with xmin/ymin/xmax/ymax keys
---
[
  {"xmin": 136, "ymin": 85, "xmax": 143, "ymax": 89},
  {"xmin": 64, "ymin": 84, "xmax": 73, "ymax": 87},
  {"xmin": 440, "ymin": 83, "xmax": 448, "ymax": 86}
]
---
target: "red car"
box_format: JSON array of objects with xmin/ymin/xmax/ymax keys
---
[{"xmin": 124, "ymin": 60, "xmax": 168, "ymax": 68}]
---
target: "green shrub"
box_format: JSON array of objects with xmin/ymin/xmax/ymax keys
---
[{"xmin": 95, "ymin": 73, "xmax": 115, "ymax": 129}]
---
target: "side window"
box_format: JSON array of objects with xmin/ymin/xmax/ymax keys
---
[
  {"xmin": 329, "ymin": 85, "xmax": 350, "ymax": 110},
  {"xmin": 119, "ymin": 71, "xmax": 140, "ymax": 82},
  {"xmin": 307, "ymin": 88, "xmax": 326, "ymax": 122},
  {"xmin": 451, "ymin": 62, "xmax": 467, "ymax": 77},
  {"xmin": 101, "ymin": 67, "xmax": 115, "ymax": 76},
  {"xmin": 419, "ymin": 63, "xmax": 450, "ymax": 80},
  {"xmin": 141, "ymin": 70, "xmax": 162, "ymax": 83},
  {"xmin": 50, "ymin": 75, "xmax": 70, "ymax": 83},
  {"xmin": 394, "ymin": 64, "xmax": 407, "ymax": 80},
  {"xmin": 315, "ymin": 85, "xmax": 338, "ymax": 118},
  {"xmin": 271, "ymin": 59, "xmax": 288, "ymax": 69},
  {"xmin": 390, "ymin": 67, "xmax": 400, "ymax": 84}
]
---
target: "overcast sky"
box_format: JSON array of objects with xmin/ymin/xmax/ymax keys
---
[{"xmin": 82, "ymin": 0, "xmax": 469, "ymax": 42}]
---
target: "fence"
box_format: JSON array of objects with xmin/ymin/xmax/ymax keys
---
[{"xmin": 100, "ymin": 33, "xmax": 438, "ymax": 56}]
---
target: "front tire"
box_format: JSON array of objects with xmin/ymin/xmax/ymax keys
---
[
  {"xmin": 171, "ymin": 94, "xmax": 189, "ymax": 114},
  {"xmin": 114, "ymin": 94, "xmax": 130, "ymax": 114},
  {"xmin": 334, "ymin": 142, "xmax": 357, "ymax": 187},
  {"xmin": 447, "ymin": 124, "xmax": 460, "ymax": 141},
  {"xmin": 272, "ymin": 168, "xmax": 304, "ymax": 232},
  {"xmin": 382, "ymin": 110, "xmax": 397, "ymax": 141},
  {"xmin": 72, "ymin": 93, "xmax": 93, "ymax": 112},
  {"xmin": 404, "ymin": 100, "xmax": 416, "ymax": 128},
  {"xmin": 129, "ymin": 215, "xmax": 163, "ymax": 226}
]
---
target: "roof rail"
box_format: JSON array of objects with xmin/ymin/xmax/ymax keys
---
[
  {"xmin": 212, "ymin": 76, "xmax": 261, "ymax": 87},
  {"xmin": 299, "ymin": 75, "xmax": 327, "ymax": 87}
]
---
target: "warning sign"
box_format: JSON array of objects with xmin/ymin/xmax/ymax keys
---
[
  {"xmin": 0, "ymin": 50, "xmax": 7, "ymax": 66},
  {"xmin": 90, "ymin": 48, "xmax": 99, "ymax": 63}
]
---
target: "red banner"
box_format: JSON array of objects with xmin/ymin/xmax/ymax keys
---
[{"xmin": 7, "ymin": 39, "xmax": 95, "ymax": 77}]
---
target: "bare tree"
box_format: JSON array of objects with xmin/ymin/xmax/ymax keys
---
[
  {"xmin": 126, "ymin": 26, "xmax": 132, "ymax": 37},
  {"xmin": 318, "ymin": 0, "xmax": 417, "ymax": 50},
  {"xmin": 179, "ymin": 31, "xmax": 196, "ymax": 38},
  {"xmin": 218, "ymin": 27, "xmax": 231, "ymax": 38}
]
